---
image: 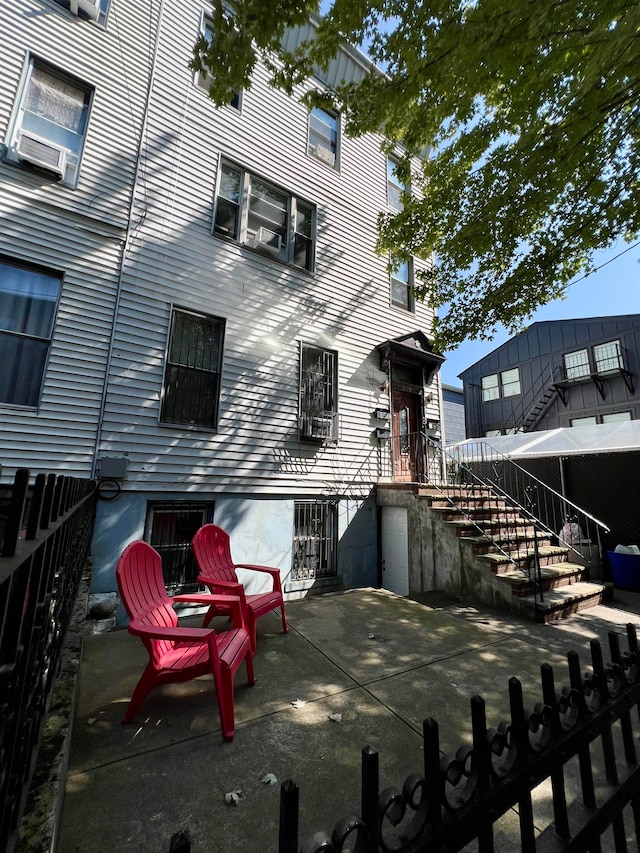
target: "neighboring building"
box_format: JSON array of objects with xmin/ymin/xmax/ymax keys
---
[
  {"xmin": 459, "ymin": 317, "xmax": 639, "ymax": 438},
  {"xmin": 0, "ymin": 0, "xmax": 444, "ymax": 604},
  {"xmin": 441, "ymin": 384, "xmax": 465, "ymax": 445}
]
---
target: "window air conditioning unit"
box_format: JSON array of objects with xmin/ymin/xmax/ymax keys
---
[
  {"xmin": 309, "ymin": 144, "xmax": 336, "ymax": 167},
  {"xmin": 247, "ymin": 227, "xmax": 282, "ymax": 254},
  {"xmin": 69, "ymin": 0, "xmax": 100, "ymax": 19},
  {"xmin": 15, "ymin": 131, "xmax": 67, "ymax": 178}
]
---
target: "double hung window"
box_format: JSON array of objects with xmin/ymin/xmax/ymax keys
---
[
  {"xmin": 387, "ymin": 156, "xmax": 408, "ymax": 210},
  {"xmin": 299, "ymin": 345, "xmax": 338, "ymax": 441},
  {"xmin": 52, "ymin": 0, "xmax": 109, "ymax": 23},
  {"xmin": 308, "ymin": 107, "xmax": 339, "ymax": 167},
  {"xmin": 195, "ymin": 20, "xmax": 241, "ymax": 109},
  {"xmin": 481, "ymin": 368, "xmax": 521, "ymax": 401},
  {"xmin": 390, "ymin": 258, "xmax": 414, "ymax": 312},
  {"xmin": 160, "ymin": 309, "xmax": 225, "ymax": 430},
  {"xmin": 0, "ymin": 258, "xmax": 61, "ymax": 407},
  {"xmin": 6, "ymin": 59, "xmax": 92, "ymax": 187},
  {"xmin": 214, "ymin": 161, "xmax": 316, "ymax": 271}
]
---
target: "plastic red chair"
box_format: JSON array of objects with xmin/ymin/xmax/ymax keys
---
[
  {"xmin": 116, "ymin": 540, "xmax": 255, "ymax": 741},
  {"xmin": 192, "ymin": 524, "xmax": 289, "ymax": 654}
]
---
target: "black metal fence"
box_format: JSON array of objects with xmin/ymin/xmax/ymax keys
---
[
  {"xmin": 278, "ymin": 626, "xmax": 640, "ymax": 852},
  {"xmin": 0, "ymin": 469, "xmax": 96, "ymax": 852}
]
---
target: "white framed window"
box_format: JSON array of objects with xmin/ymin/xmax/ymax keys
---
[
  {"xmin": 482, "ymin": 369, "xmax": 521, "ymax": 401},
  {"xmin": 5, "ymin": 59, "xmax": 92, "ymax": 188},
  {"xmin": 602, "ymin": 411, "xmax": 631, "ymax": 423},
  {"xmin": 308, "ymin": 107, "xmax": 339, "ymax": 167},
  {"xmin": 501, "ymin": 368, "xmax": 521, "ymax": 397},
  {"xmin": 564, "ymin": 349, "xmax": 590, "ymax": 380},
  {"xmin": 299, "ymin": 344, "xmax": 338, "ymax": 442},
  {"xmin": 481, "ymin": 374, "xmax": 499, "ymax": 402},
  {"xmin": 195, "ymin": 19, "xmax": 241, "ymax": 109},
  {"xmin": 214, "ymin": 160, "xmax": 316, "ymax": 271},
  {"xmin": 570, "ymin": 416, "xmax": 597, "ymax": 427},
  {"xmin": 52, "ymin": 0, "xmax": 109, "ymax": 24},
  {"xmin": 594, "ymin": 340, "xmax": 623, "ymax": 374},
  {"xmin": 160, "ymin": 308, "xmax": 225, "ymax": 430},
  {"xmin": 387, "ymin": 155, "xmax": 408, "ymax": 210},
  {"xmin": 390, "ymin": 258, "xmax": 414, "ymax": 312},
  {"xmin": 0, "ymin": 257, "xmax": 61, "ymax": 408}
]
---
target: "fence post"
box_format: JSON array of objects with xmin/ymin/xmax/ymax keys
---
[
  {"xmin": 279, "ymin": 779, "xmax": 299, "ymax": 853},
  {"xmin": 25, "ymin": 473, "xmax": 46, "ymax": 541},
  {"xmin": 361, "ymin": 746, "xmax": 378, "ymax": 853},
  {"xmin": 1, "ymin": 468, "xmax": 30, "ymax": 558}
]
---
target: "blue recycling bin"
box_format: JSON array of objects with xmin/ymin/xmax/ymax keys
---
[{"xmin": 607, "ymin": 551, "xmax": 640, "ymax": 591}]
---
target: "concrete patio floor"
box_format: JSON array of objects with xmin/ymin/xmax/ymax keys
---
[{"xmin": 57, "ymin": 587, "xmax": 640, "ymax": 852}]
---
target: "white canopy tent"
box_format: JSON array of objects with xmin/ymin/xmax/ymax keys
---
[{"xmin": 454, "ymin": 420, "xmax": 640, "ymax": 459}]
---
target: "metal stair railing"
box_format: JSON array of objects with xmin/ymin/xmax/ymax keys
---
[
  {"xmin": 437, "ymin": 437, "xmax": 610, "ymax": 578},
  {"xmin": 422, "ymin": 435, "xmax": 548, "ymax": 602},
  {"xmin": 504, "ymin": 363, "xmax": 563, "ymax": 433}
]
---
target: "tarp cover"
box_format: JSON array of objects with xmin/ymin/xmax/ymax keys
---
[{"xmin": 454, "ymin": 420, "xmax": 640, "ymax": 459}]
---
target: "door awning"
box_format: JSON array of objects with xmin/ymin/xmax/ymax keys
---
[{"xmin": 376, "ymin": 331, "xmax": 445, "ymax": 383}]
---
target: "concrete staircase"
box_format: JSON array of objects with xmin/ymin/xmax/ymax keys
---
[{"xmin": 421, "ymin": 484, "xmax": 612, "ymax": 622}]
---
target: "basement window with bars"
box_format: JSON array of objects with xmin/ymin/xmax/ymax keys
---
[
  {"xmin": 299, "ymin": 344, "xmax": 338, "ymax": 442},
  {"xmin": 291, "ymin": 501, "xmax": 338, "ymax": 581},
  {"xmin": 160, "ymin": 308, "xmax": 225, "ymax": 430},
  {"xmin": 145, "ymin": 501, "xmax": 214, "ymax": 594}
]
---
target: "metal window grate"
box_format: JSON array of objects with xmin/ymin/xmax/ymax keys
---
[
  {"xmin": 160, "ymin": 309, "xmax": 224, "ymax": 429},
  {"xmin": 292, "ymin": 501, "xmax": 337, "ymax": 581},
  {"xmin": 145, "ymin": 501, "xmax": 214, "ymax": 594},
  {"xmin": 299, "ymin": 345, "xmax": 338, "ymax": 441},
  {"xmin": 594, "ymin": 340, "xmax": 623, "ymax": 374}
]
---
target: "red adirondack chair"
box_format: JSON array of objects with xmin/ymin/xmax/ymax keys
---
[
  {"xmin": 116, "ymin": 540, "xmax": 255, "ymax": 741},
  {"xmin": 192, "ymin": 524, "xmax": 289, "ymax": 654}
]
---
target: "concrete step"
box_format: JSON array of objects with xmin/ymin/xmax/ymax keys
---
[
  {"xmin": 496, "ymin": 563, "xmax": 585, "ymax": 596},
  {"xmin": 478, "ymin": 544, "xmax": 570, "ymax": 573},
  {"xmin": 516, "ymin": 581, "xmax": 614, "ymax": 623},
  {"xmin": 463, "ymin": 533, "xmax": 553, "ymax": 555}
]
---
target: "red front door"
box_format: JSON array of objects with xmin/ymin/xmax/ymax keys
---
[{"xmin": 391, "ymin": 390, "xmax": 422, "ymax": 482}]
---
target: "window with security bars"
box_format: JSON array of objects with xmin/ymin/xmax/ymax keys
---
[
  {"xmin": 564, "ymin": 349, "xmax": 590, "ymax": 380},
  {"xmin": 299, "ymin": 344, "xmax": 338, "ymax": 441},
  {"xmin": 160, "ymin": 309, "xmax": 224, "ymax": 429},
  {"xmin": 145, "ymin": 501, "xmax": 214, "ymax": 594},
  {"xmin": 594, "ymin": 340, "xmax": 623, "ymax": 374},
  {"xmin": 291, "ymin": 501, "xmax": 338, "ymax": 581}
]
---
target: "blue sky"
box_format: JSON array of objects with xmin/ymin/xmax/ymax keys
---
[{"xmin": 438, "ymin": 239, "xmax": 640, "ymax": 387}]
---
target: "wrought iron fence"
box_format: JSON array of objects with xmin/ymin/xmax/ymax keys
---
[
  {"xmin": 0, "ymin": 468, "xmax": 96, "ymax": 852},
  {"xmin": 279, "ymin": 625, "xmax": 640, "ymax": 852}
]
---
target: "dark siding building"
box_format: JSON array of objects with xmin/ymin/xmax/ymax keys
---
[
  {"xmin": 459, "ymin": 316, "xmax": 639, "ymax": 438},
  {"xmin": 442, "ymin": 384, "xmax": 466, "ymax": 444}
]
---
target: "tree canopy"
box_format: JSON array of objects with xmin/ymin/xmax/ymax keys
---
[{"xmin": 192, "ymin": 0, "xmax": 640, "ymax": 349}]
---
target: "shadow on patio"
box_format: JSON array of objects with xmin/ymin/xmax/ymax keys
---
[{"xmin": 58, "ymin": 587, "xmax": 640, "ymax": 852}]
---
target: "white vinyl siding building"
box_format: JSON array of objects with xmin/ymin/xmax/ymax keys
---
[{"xmin": 1, "ymin": 0, "xmax": 443, "ymax": 603}]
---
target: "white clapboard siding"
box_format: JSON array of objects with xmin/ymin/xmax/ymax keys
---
[
  {"xmin": 0, "ymin": 0, "xmax": 157, "ymax": 224},
  {"xmin": 0, "ymin": 0, "xmax": 159, "ymax": 478},
  {"xmin": 94, "ymin": 0, "xmax": 440, "ymax": 494}
]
